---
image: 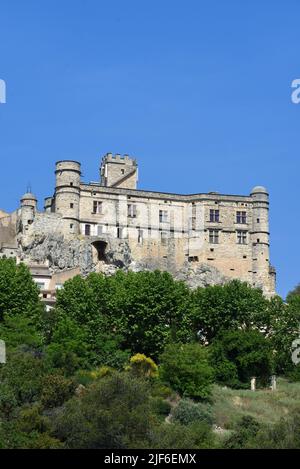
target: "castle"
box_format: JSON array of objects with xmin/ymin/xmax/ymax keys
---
[{"xmin": 0, "ymin": 153, "xmax": 276, "ymax": 298}]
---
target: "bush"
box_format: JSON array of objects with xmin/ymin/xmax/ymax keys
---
[
  {"xmin": 210, "ymin": 330, "xmax": 273, "ymax": 388},
  {"xmin": 52, "ymin": 373, "xmax": 155, "ymax": 448},
  {"xmin": 223, "ymin": 415, "xmax": 262, "ymax": 449},
  {"xmin": 151, "ymin": 397, "xmax": 172, "ymax": 418},
  {"xmin": 41, "ymin": 374, "xmax": 75, "ymax": 408},
  {"xmin": 149, "ymin": 421, "xmax": 216, "ymax": 449},
  {"xmin": 172, "ymin": 398, "xmax": 214, "ymax": 426},
  {"xmin": 127, "ymin": 353, "xmax": 158, "ymax": 378},
  {"xmin": 159, "ymin": 343, "xmax": 214, "ymax": 400}
]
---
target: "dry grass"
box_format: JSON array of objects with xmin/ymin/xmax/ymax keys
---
[{"xmin": 212, "ymin": 378, "xmax": 300, "ymax": 429}]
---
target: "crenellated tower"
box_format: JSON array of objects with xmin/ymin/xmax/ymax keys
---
[{"xmin": 100, "ymin": 153, "xmax": 138, "ymax": 189}]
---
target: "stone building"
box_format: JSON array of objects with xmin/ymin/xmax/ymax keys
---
[{"xmin": 0, "ymin": 153, "xmax": 276, "ymax": 297}]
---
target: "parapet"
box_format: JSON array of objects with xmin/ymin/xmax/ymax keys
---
[
  {"xmin": 55, "ymin": 160, "xmax": 81, "ymax": 173},
  {"xmin": 102, "ymin": 153, "xmax": 137, "ymax": 166}
]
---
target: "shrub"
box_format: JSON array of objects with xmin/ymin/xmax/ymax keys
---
[
  {"xmin": 151, "ymin": 397, "xmax": 172, "ymax": 418},
  {"xmin": 223, "ymin": 415, "xmax": 262, "ymax": 449},
  {"xmin": 159, "ymin": 343, "xmax": 214, "ymax": 400},
  {"xmin": 172, "ymin": 398, "xmax": 214, "ymax": 426},
  {"xmin": 127, "ymin": 353, "xmax": 158, "ymax": 378},
  {"xmin": 41, "ymin": 374, "xmax": 75, "ymax": 408}
]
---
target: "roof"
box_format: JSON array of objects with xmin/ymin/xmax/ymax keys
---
[{"xmin": 21, "ymin": 192, "xmax": 37, "ymax": 201}]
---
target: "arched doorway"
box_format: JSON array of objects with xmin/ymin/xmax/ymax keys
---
[{"xmin": 92, "ymin": 240, "xmax": 108, "ymax": 262}]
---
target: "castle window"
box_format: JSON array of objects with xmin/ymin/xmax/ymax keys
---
[
  {"xmin": 121, "ymin": 169, "xmax": 125, "ymax": 175},
  {"xmin": 138, "ymin": 229, "xmax": 143, "ymax": 244},
  {"xmin": 191, "ymin": 216, "xmax": 196, "ymax": 230},
  {"xmin": 209, "ymin": 229, "xmax": 219, "ymax": 244},
  {"xmin": 210, "ymin": 209, "xmax": 219, "ymax": 222},
  {"xmin": 237, "ymin": 211, "xmax": 247, "ymax": 224},
  {"xmin": 97, "ymin": 225, "xmax": 103, "ymax": 236},
  {"xmin": 85, "ymin": 224, "xmax": 91, "ymax": 236},
  {"xmin": 70, "ymin": 182, "xmax": 73, "ymax": 187},
  {"xmin": 70, "ymin": 203, "xmax": 74, "ymax": 209},
  {"xmin": 160, "ymin": 231, "xmax": 168, "ymax": 245},
  {"xmin": 117, "ymin": 227, "xmax": 122, "ymax": 239},
  {"xmin": 237, "ymin": 230, "xmax": 247, "ymax": 244},
  {"xmin": 188, "ymin": 256, "xmax": 199, "ymax": 262},
  {"xmin": 159, "ymin": 210, "xmax": 168, "ymax": 223},
  {"xmin": 128, "ymin": 204, "xmax": 137, "ymax": 218},
  {"xmin": 93, "ymin": 201, "xmax": 102, "ymax": 214},
  {"xmin": 257, "ymin": 218, "xmax": 260, "ymax": 223}
]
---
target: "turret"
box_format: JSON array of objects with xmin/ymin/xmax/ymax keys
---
[
  {"xmin": 54, "ymin": 160, "xmax": 81, "ymax": 235},
  {"xmin": 20, "ymin": 192, "xmax": 37, "ymax": 231},
  {"xmin": 100, "ymin": 153, "xmax": 138, "ymax": 189},
  {"xmin": 250, "ymin": 186, "xmax": 275, "ymax": 295}
]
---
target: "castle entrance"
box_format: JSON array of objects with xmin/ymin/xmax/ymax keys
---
[{"xmin": 92, "ymin": 240, "xmax": 108, "ymax": 262}]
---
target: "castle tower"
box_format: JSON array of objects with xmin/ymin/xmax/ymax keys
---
[
  {"xmin": 100, "ymin": 153, "xmax": 138, "ymax": 189},
  {"xmin": 20, "ymin": 192, "xmax": 37, "ymax": 231},
  {"xmin": 55, "ymin": 160, "xmax": 81, "ymax": 235},
  {"xmin": 250, "ymin": 186, "xmax": 274, "ymax": 295}
]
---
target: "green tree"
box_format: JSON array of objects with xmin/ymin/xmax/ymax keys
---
[
  {"xmin": 55, "ymin": 270, "xmax": 193, "ymax": 359},
  {"xmin": 0, "ymin": 258, "xmax": 43, "ymax": 322},
  {"xmin": 287, "ymin": 283, "xmax": 300, "ymax": 302},
  {"xmin": 52, "ymin": 373, "xmax": 155, "ymax": 449},
  {"xmin": 268, "ymin": 295, "xmax": 300, "ymax": 377},
  {"xmin": 45, "ymin": 316, "xmax": 90, "ymax": 374},
  {"xmin": 210, "ymin": 329, "xmax": 273, "ymax": 387},
  {"xmin": 192, "ymin": 280, "xmax": 269, "ymax": 343},
  {"xmin": 159, "ymin": 343, "xmax": 214, "ymax": 400}
]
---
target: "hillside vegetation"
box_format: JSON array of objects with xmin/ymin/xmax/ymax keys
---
[{"xmin": 0, "ymin": 258, "xmax": 300, "ymax": 449}]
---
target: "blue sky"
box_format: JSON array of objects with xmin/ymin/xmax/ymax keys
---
[{"xmin": 0, "ymin": 0, "xmax": 299, "ymax": 298}]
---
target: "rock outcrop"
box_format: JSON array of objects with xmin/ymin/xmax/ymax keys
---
[{"xmin": 16, "ymin": 230, "xmax": 229, "ymax": 289}]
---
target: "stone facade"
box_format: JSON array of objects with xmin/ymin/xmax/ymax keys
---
[{"xmin": 0, "ymin": 153, "xmax": 276, "ymax": 296}]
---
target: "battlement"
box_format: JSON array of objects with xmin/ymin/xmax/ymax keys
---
[
  {"xmin": 100, "ymin": 153, "xmax": 138, "ymax": 189},
  {"xmin": 102, "ymin": 153, "xmax": 137, "ymax": 166}
]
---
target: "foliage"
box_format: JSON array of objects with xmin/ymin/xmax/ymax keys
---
[
  {"xmin": 192, "ymin": 280, "xmax": 269, "ymax": 343},
  {"xmin": 210, "ymin": 330, "xmax": 273, "ymax": 387},
  {"xmin": 0, "ymin": 258, "xmax": 43, "ymax": 322},
  {"xmin": 45, "ymin": 316, "xmax": 90, "ymax": 374},
  {"xmin": 268, "ymin": 295, "xmax": 300, "ymax": 377},
  {"xmin": 171, "ymin": 398, "xmax": 214, "ymax": 426},
  {"xmin": 254, "ymin": 409, "xmax": 300, "ymax": 449},
  {"xmin": 150, "ymin": 397, "xmax": 172, "ymax": 418},
  {"xmin": 148, "ymin": 421, "xmax": 216, "ymax": 449},
  {"xmin": 127, "ymin": 353, "xmax": 158, "ymax": 378},
  {"xmin": 223, "ymin": 415, "xmax": 262, "ymax": 448},
  {"xmin": 1, "ymin": 260, "xmax": 300, "ymax": 449},
  {"xmin": 159, "ymin": 343, "xmax": 214, "ymax": 400},
  {"xmin": 0, "ymin": 350, "xmax": 45, "ymax": 405},
  {"xmin": 286, "ymin": 283, "xmax": 300, "ymax": 302},
  {"xmin": 55, "ymin": 270, "xmax": 193, "ymax": 359},
  {"xmin": 52, "ymin": 373, "xmax": 155, "ymax": 449},
  {"xmin": 40, "ymin": 374, "xmax": 75, "ymax": 408}
]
